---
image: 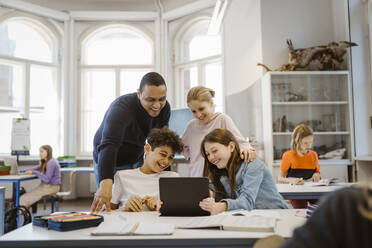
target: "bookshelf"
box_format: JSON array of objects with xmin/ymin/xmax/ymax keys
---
[{"xmin": 261, "ymin": 71, "xmax": 354, "ymax": 182}]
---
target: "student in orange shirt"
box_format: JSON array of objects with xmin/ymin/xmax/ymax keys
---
[{"xmin": 278, "ymin": 124, "xmax": 321, "ymax": 208}]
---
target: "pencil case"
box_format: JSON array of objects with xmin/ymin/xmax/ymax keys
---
[
  {"xmin": 33, "ymin": 212, "xmax": 79, "ymax": 228},
  {"xmin": 33, "ymin": 213, "xmax": 104, "ymax": 231}
]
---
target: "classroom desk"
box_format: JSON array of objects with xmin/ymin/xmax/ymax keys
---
[
  {"xmin": 0, "ymin": 209, "xmax": 305, "ymax": 248},
  {"xmin": 0, "ymin": 187, "xmax": 5, "ymax": 236},
  {"xmin": 354, "ymin": 156, "xmax": 372, "ymax": 182},
  {"xmin": 276, "ymin": 183, "xmax": 351, "ymax": 200},
  {"xmin": 0, "ymin": 175, "xmax": 38, "ymax": 227},
  {"xmin": 60, "ymin": 167, "xmax": 94, "ymax": 174},
  {"xmin": 0, "ymin": 175, "xmax": 38, "ymax": 206}
]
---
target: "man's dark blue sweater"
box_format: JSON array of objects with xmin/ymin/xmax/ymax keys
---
[{"xmin": 93, "ymin": 93, "xmax": 170, "ymax": 182}]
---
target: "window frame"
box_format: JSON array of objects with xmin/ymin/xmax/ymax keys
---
[
  {"xmin": 173, "ymin": 16, "xmax": 224, "ymax": 110},
  {"xmin": 0, "ymin": 13, "xmax": 62, "ymax": 156},
  {"xmin": 78, "ymin": 23, "xmax": 155, "ymax": 156}
]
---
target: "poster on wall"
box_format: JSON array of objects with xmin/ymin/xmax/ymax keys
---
[{"xmin": 11, "ymin": 118, "xmax": 30, "ymax": 155}]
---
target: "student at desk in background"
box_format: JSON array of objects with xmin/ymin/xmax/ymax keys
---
[
  {"xmin": 199, "ymin": 128, "xmax": 289, "ymax": 215},
  {"xmin": 278, "ymin": 124, "xmax": 321, "ymax": 208},
  {"xmin": 20, "ymin": 145, "xmax": 61, "ymax": 208},
  {"xmin": 110, "ymin": 127, "xmax": 183, "ymax": 212},
  {"xmin": 182, "ymin": 86, "xmax": 256, "ymax": 177}
]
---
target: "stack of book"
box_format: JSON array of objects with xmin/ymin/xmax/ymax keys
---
[{"xmin": 57, "ymin": 156, "xmax": 76, "ymax": 168}]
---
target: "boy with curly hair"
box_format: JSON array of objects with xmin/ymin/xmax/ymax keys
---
[{"xmin": 110, "ymin": 127, "xmax": 183, "ymax": 211}]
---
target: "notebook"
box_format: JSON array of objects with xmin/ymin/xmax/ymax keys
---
[
  {"xmin": 159, "ymin": 177, "xmax": 210, "ymax": 216},
  {"xmin": 91, "ymin": 215, "xmax": 174, "ymax": 236},
  {"xmin": 303, "ymin": 178, "xmax": 341, "ymax": 187},
  {"xmin": 3, "ymin": 157, "xmax": 19, "ymax": 175},
  {"xmin": 177, "ymin": 214, "xmax": 277, "ymax": 232}
]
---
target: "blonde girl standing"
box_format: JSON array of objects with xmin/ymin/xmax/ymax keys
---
[{"xmin": 182, "ymin": 86, "xmax": 256, "ymax": 177}]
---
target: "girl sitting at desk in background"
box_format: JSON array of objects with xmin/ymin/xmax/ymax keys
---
[
  {"xmin": 199, "ymin": 128, "xmax": 289, "ymax": 215},
  {"xmin": 182, "ymin": 86, "xmax": 256, "ymax": 177},
  {"xmin": 20, "ymin": 145, "xmax": 61, "ymax": 208},
  {"xmin": 278, "ymin": 124, "xmax": 321, "ymax": 208},
  {"xmin": 110, "ymin": 127, "xmax": 183, "ymax": 212}
]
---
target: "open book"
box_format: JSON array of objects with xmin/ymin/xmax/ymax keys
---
[
  {"xmin": 91, "ymin": 215, "xmax": 174, "ymax": 236},
  {"xmin": 177, "ymin": 214, "xmax": 276, "ymax": 232},
  {"xmin": 303, "ymin": 178, "xmax": 341, "ymax": 187},
  {"xmin": 218, "ymin": 209, "xmax": 281, "ymax": 220}
]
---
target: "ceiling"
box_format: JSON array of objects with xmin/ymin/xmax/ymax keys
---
[{"xmin": 22, "ymin": 0, "xmax": 202, "ymax": 12}]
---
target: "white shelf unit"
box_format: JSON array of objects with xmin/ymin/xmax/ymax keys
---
[
  {"xmin": 273, "ymin": 132, "xmax": 350, "ymax": 135},
  {"xmin": 261, "ymin": 71, "xmax": 354, "ymax": 182},
  {"xmin": 272, "ymin": 101, "xmax": 348, "ymax": 105},
  {"xmin": 273, "ymin": 159, "xmax": 352, "ymax": 167}
]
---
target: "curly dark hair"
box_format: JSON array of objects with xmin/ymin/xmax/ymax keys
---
[{"xmin": 147, "ymin": 127, "xmax": 184, "ymax": 154}]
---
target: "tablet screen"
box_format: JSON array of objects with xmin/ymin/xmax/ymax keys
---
[{"xmin": 159, "ymin": 177, "xmax": 210, "ymax": 216}]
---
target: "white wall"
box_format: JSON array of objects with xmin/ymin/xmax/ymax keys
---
[
  {"xmin": 223, "ymin": 0, "xmax": 351, "ymax": 94},
  {"xmin": 223, "ymin": 0, "xmax": 262, "ymax": 96},
  {"xmin": 223, "ymin": 0, "xmax": 372, "ymax": 156},
  {"xmin": 161, "ymin": 0, "xmax": 203, "ymax": 12},
  {"xmin": 332, "ymin": 0, "xmax": 349, "ymax": 41},
  {"xmin": 261, "ymin": 0, "xmax": 335, "ymax": 69},
  {"xmin": 349, "ymin": 0, "xmax": 372, "ymax": 156}
]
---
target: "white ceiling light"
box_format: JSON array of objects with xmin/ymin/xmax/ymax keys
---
[{"xmin": 208, "ymin": 0, "xmax": 228, "ymax": 35}]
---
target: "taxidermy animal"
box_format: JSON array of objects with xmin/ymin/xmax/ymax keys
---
[{"xmin": 258, "ymin": 39, "xmax": 358, "ymax": 71}]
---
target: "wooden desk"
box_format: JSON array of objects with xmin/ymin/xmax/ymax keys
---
[
  {"xmin": 277, "ymin": 183, "xmax": 351, "ymax": 200},
  {"xmin": 354, "ymin": 156, "xmax": 372, "ymax": 182},
  {"xmin": 0, "ymin": 209, "xmax": 305, "ymax": 248}
]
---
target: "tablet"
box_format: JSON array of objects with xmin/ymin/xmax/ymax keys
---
[
  {"xmin": 287, "ymin": 168, "xmax": 315, "ymax": 180},
  {"xmin": 159, "ymin": 177, "xmax": 210, "ymax": 216}
]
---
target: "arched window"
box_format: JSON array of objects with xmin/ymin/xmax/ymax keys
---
[
  {"xmin": 181, "ymin": 24, "xmax": 221, "ymax": 61},
  {"xmin": 83, "ymin": 27, "xmax": 152, "ymax": 65},
  {"xmin": 0, "ymin": 20, "xmax": 54, "ymax": 62},
  {"xmin": 0, "ymin": 16, "xmax": 60, "ymax": 155},
  {"xmin": 174, "ymin": 18, "xmax": 223, "ymax": 112},
  {"xmin": 80, "ymin": 25, "xmax": 154, "ymax": 154}
]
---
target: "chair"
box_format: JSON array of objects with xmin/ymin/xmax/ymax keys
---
[{"xmin": 44, "ymin": 171, "xmax": 76, "ymax": 213}]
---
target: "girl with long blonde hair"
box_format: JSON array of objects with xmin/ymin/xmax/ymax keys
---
[
  {"xmin": 278, "ymin": 124, "xmax": 321, "ymax": 208},
  {"xmin": 182, "ymin": 86, "xmax": 256, "ymax": 177}
]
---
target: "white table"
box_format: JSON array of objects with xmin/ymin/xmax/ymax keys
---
[
  {"xmin": 0, "ymin": 175, "xmax": 38, "ymax": 227},
  {"xmin": 354, "ymin": 156, "xmax": 372, "ymax": 182},
  {"xmin": 276, "ymin": 183, "xmax": 351, "ymax": 200},
  {"xmin": 0, "ymin": 187, "xmax": 5, "ymax": 235},
  {"xmin": 0, "ymin": 175, "xmax": 38, "ymax": 206},
  {"xmin": 60, "ymin": 167, "xmax": 94, "ymax": 174},
  {"xmin": 0, "ymin": 209, "xmax": 305, "ymax": 247}
]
